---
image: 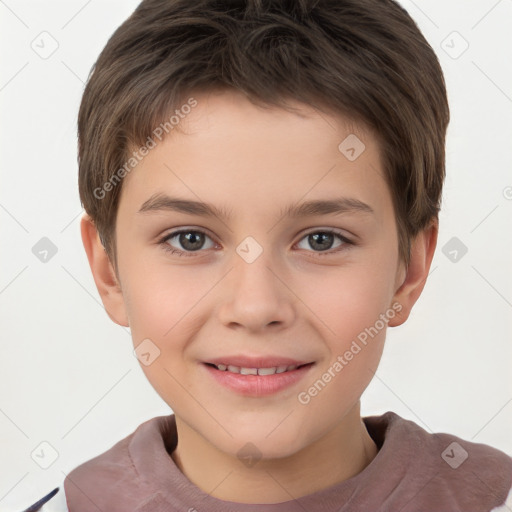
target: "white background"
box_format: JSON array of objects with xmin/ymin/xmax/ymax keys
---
[{"xmin": 1, "ymin": 0, "xmax": 511, "ymax": 510}]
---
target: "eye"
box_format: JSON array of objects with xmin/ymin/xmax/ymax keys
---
[
  {"xmin": 295, "ymin": 229, "xmax": 353, "ymax": 256},
  {"xmin": 158, "ymin": 228, "xmax": 354, "ymax": 258},
  {"xmin": 158, "ymin": 229, "xmax": 216, "ymax": 257}
]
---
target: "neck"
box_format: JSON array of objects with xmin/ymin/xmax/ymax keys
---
[{"xmin": 170, "ymin": 404, "xmax": 378, "ymax": 504}]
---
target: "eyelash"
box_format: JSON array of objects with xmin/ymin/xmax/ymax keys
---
[{"xmin": 157, "ymin": 228, "xmax": 355, "ymax": 258}]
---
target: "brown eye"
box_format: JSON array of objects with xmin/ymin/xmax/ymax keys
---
[
  {"xmin": 160, "ymin": 229, "xmax": 216, "ymax": 256},
  {"xmin": 296, "ymin": 230, "xmax": 352, "ymax": 255},
  {"xmin": 175, "ymin": 231, "xmax": 205, "ymax": 251}
]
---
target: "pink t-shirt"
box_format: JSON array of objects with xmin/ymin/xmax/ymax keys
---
[{"xmin": 26, "ymin": 411, "xmax": 512, "ymax": 511}]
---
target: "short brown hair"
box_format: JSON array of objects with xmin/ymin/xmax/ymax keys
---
[{"xmin": 78, "ymin": 0, "xmax": 450, "ymax": 268}]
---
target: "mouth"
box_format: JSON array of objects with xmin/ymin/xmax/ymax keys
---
[
  {"xmin": 201, "ymin": 360, "xmax": 316, "ymax": 397},
  {"xmin": 203, "ymin": 362, "xmax": 314, "ymax": 375}
]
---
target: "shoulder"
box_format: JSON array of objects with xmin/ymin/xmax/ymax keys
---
[
  {"xmin": 63, "ymin": 415, "xmax": 175, "ymax": 509},
  {"xmin": 62, "ymin": 424, "xmax": 141, "ymax": 505},
  {"xmin": 491, "ymin": 487, "xmax": 512, "ymax": 511},
  {"xmin": 368, "ymin": 412, "xmax": 512, "ymax": 511},
  {"xmin": 22, "ymin": 415, "xmax": 175, "ymax": 512}
]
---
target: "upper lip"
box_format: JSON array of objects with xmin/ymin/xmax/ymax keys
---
[{"xmin": 204, "ymin": 355, "xmax": 314, "ymax": 368}]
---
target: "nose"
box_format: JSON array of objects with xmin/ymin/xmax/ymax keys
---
[{"xmin": 216, "ymin": 247, "xmax": 296, "ymax": 333}]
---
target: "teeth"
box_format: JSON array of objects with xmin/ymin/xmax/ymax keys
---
[
  {"xmin": 214, "ymin": 364, "xmax": 301, "ymax": 375},
  {"xmin": 258, "ymin": 367, "xmax": 278, "ymax": 376},
  {"xmin": 240, "ymin": 367, "xmax": 258, "ymax": 375}
]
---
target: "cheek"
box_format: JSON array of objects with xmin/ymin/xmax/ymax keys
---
[
  {"xmin": 120, "ymin": 249, "xmax": 204, "ymax": 339},
  {"xmin": 295, "ymin": 270, "xmax": 390, "ymax": 422},
  {"xmin": 121, "ymin": 267, "xmax": 195, "ymax": 402},
  {"xmin": 123, "ymin": 276, "xmax": 175, "ymax": 341},
  {"xmin": 298, "ymin": 261, "xmax": 396, "ymax": 345}
]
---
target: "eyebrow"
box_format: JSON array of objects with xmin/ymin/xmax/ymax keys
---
[{"xmin": 138, "ymin": 193, "xmax": 374, "ymax": 220}]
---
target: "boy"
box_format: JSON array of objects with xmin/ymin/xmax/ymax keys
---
[{"xmin": 24, "ymin": 0, "xmax": 512, "ymax": 510}]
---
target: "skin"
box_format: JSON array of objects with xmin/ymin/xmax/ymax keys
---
[{"xmin": 81, "ymin": 89, "xmax": 437, "ymax": 504}]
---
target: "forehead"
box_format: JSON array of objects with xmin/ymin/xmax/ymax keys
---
[{"xmin": 117, "ymin": 89, "xmax": 391, "ymax": 223}]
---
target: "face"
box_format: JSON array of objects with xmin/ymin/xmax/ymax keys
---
[{"xmin": 110, "ymin": 89, "xmax": 407, "ymax": 459}]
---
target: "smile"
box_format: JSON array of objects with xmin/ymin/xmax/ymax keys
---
[
  {"xmin": 202, "ymin": 362, "xmax": 315, "ymax": 397},
  {"xmin": 206, "ymin": 362, "xmax": 312, "ymax": 375}
]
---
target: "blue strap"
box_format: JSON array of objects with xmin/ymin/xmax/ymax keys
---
[{"xmin": 21, "ymin": 487, "xmax": 60, "ymax": 512}]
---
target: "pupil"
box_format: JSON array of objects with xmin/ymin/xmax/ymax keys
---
[
  {"xmin": 181, "ymin": 232, "xmax": 203, "ymax": 251},
  {"xmin": 310, "ymin": 232, "xmax": 333, "ymax": 251}
]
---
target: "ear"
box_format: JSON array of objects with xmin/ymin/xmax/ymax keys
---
[
  {"xmin": 388, "ymin": 219, "xmax": 438, "ymax": 327},
  {"xmin": 80, "ymin": 213, "xmax": 129, "ymax": 327}
]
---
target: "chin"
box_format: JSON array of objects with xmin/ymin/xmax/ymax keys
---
[{"xmin": 218, "ymin": 429, "xmax": 308, "ymax": 463}]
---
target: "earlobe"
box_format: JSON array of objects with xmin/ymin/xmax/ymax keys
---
[
  {"xmin": 80, "ymin": 214, "xmax": 129, "ymax": 327},
  {"xmin": 388, "ymin": 219, "xmax": 438, "ymax": 327}
]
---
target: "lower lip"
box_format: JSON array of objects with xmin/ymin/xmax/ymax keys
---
[{"xmin": 202, "ymin": 363, "xmax": 315, "ymax": 397}]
